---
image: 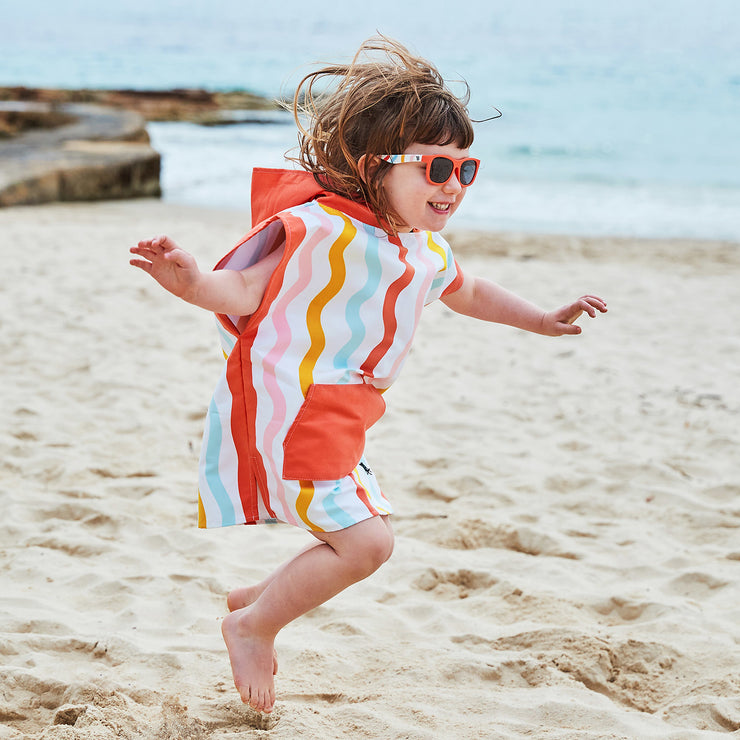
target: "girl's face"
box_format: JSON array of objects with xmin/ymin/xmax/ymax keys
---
[{"xmin": 381, "ymin": 141, "xmax": 471, "ymax": 233}]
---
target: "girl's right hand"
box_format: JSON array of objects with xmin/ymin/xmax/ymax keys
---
[{"xmin": 129, "ymin": 235, "xmax": 201, "ymax": 300}]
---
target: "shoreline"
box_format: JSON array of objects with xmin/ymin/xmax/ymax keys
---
[
  {"xmin": 12, "ymin": 196, "xmax": 738, "ymax": 258},
  {"xmin": 3, "ymin": 88, "xmax": 738, "ymax": 244}
]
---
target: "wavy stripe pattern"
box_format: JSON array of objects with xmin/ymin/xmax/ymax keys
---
[{"xmin": 198, "ymin": 200, "xmax": 461, "ymax": 532}]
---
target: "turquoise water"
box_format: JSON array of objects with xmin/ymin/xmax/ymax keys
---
[{"xmin": 3, "ymin": 0, "xmax": 739, "ymax": 238}]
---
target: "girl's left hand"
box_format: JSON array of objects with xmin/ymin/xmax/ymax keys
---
[
  {"xmin": 542, "ymin": 295, "xmax": 607, "ymax": 336},
  {"xmin": 130, "ymin": 235, "xmax": 201, "ymax": 301}
]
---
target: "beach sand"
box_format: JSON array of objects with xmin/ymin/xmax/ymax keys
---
[{"xmin": 1, "ymin": 199, "xmax": 739, "ymax": 739}]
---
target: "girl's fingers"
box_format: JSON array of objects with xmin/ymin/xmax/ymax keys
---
[
  {"xmin": 583, "ymin": 295, "xmax": 608, "ymax": 310},
  {"xmin": 136, "ymin": 236, "xmax": 173, "ymax": 253},
  {"xmin": 580, "ymin": 302, "xmax": 597, "ymax": 318},
  {"xmin": 130, "ymin": 243, "xmax": 183, "ymax": 264},
  {"xmin": 576, "ymin": 296, "xmax": 608, "ymax": 318},
  {"xmin": 129, "ymin": 258, "xmax": 152, "ymax": 272},
  {"xmin": 560, "ymin": 322, "xmax": 582, "ymax": 335},
  {"xmin": 130, "ymin": 245, "xmax": 154, "ymax": 258}
]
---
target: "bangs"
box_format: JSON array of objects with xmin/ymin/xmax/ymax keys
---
[{"xmin": 404, "ymin": 94, "xmax": 475, "ymax": 150}]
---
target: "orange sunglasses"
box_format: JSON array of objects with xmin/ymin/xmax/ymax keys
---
[{"xmin": 379, "ymin": 154, "xmax": 480, "ymax": 187}]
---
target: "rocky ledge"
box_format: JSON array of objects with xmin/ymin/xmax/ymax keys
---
[
  {"xmin": 0, "ymin": 87, "xmax": 280, "ymax": 207},
  {"xmin": 0, "ymin": 100, "xmax": 161, "ymax": 207}
]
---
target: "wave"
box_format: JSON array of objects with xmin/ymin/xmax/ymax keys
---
[{"xmin": 506, "ymin": 144, "xmax": 616, "ymax": 161}]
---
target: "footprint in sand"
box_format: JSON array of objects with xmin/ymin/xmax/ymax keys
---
[
  {"xmin": 662, "ymin": 696, "xmax": 740, "ymax": 733},
  {"xmin": 0, "ymin": 669, "xmax": 69, "ymax": 733},
  {"xmin": 31, "ymin": 503, "xmax": 99, "ymax": 524},
  {"xmin": 589, "ymin": 595, "xmax": 668, "ymax": 624},
  {"xmin": 23, "ymin": 536, "xmax": 110, "ymax": 558},
  {"xmin": 412, "ymin": 474, "xmax": 491, "ymax": 504},
  {"xmin": 414, "ymin": 567, "xmax": 497, "ymax": 599},
  {"xmin": 452, "ymin": 629, "xmax": 682, "ymax": 713},
  {"xmin": 666, "ymin": 571, "xmax": 729, "ymax": 599},
  {"xmin": 413, "ymin": 483, "xmax": 458, "ymax": 503},
  {"xmin": 318, "ymin": 620, "xmax": 365, "ymax": 637},
  {"xmin": 402, "ymin": 516, "xmax": 579, "ymax": 559}
]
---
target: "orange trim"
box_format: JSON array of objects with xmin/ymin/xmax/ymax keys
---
[
  {"xmin": 225, "ymin": 339, "xmax": 259, "ymax": 522},
  {"xmin": 219, "ymin": 212, "xmax": 311, "ymax": 523},
  {"xmin": 213, "ymin": 213, "xmax": 282, "ymax": 338},
  {"xmin": 442, "ymin": 259, "xmax": 465, "ymax": 297}
]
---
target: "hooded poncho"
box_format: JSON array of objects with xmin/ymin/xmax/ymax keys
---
[{"xmin": 197, "ymin": 168, "xmax": 464, "ymax": 532}]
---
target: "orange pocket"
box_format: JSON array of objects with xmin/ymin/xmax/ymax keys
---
[{"xmin": 282, "ymin": 383, "xmax": 386, "ymax": 481}]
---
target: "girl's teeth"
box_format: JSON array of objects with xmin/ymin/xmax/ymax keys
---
[{"xmin": 431, "ymin": 203, "xmax": 450, "ymax": 211}]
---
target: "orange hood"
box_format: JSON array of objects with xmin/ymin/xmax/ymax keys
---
[{"xmin": 249, "ymin": 167, "xmax": 385, "ymax": 230}]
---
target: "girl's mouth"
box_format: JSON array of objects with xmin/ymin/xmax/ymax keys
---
[{"xmin": 429, "ymin": 202, "xmax": 452, "ymax": 214}]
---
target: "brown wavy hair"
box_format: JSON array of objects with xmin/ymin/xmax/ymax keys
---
[{"xmin": 289, "ymin": 36, "xmax": 475, "ymax": 233}]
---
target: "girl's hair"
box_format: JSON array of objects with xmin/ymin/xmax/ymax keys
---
[{"xmin": 290, "ymin": 36, "xmax": 475, "ymax": 233}]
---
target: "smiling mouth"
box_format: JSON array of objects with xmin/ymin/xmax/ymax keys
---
[{"xmin": 429, "ymin": 202, "xmax": 452, "ymax": 214}]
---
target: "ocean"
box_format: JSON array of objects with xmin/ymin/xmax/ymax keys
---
[{"xmin": 2, "ymin": 0, "xmax": 739, "ymax": 239}]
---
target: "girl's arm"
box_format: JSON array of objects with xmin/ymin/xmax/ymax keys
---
[
  {"xmin": 130, "ymin": 235, "xmax": 282, "ymax": 316},
  {"xmin": 441, "ymin": 273, "xmax": 606, "ymax": 336}
]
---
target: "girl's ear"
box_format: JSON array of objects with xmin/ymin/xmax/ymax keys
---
[{"xmin": 358, "ymin": 154, "xmax": 381, "ymax": 184}]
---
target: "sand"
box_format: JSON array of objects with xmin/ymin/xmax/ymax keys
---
[{"xmin": 1, "ymin": 199, "xmax": 739, "ymax": 739}]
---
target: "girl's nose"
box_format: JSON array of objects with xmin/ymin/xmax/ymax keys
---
[{"xmin": 442, "ymin": 173, "xmax": 463, "ymax": 194}]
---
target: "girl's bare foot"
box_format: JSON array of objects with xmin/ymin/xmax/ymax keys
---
[
  {"xmin": 222, "ymin": 608, "xmax": 276, "ymax": 714},
  {"xmin": 226, "ymin": 586, "xmax": 278, "ymax": 675}
]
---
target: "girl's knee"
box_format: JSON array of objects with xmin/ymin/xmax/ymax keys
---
[
  {"xmin": 347, "ymin": 517, "xmax": 394, "ymax": 578},
  {"xmin": 315, "ymin": 516, "xmax": 394, "ymax": 580},
  {"xmin": 346, "ymin": 536, "xmax": 386, "ymax": 581},
  {"xmin": 368, "ymin": 517, "xmax": 395, "ymax": 570},
  {"xmin": 381, "ymin": 519, "xmax": 394, "ymax": 563}
]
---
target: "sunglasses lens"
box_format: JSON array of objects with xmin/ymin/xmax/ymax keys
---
[
  {"xmin": 429, "ymin": 157, "xmax": 454, "ymax": 184},
  {"xmin": 460, "ymin": 159, "xmax": 478, "ymax": 186}
]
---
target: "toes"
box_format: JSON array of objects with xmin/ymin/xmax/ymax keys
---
[
  {"xmin": 239, "ymin": 684, "xmax": 274, "ymax": 714},
  {"xmin": 262, "ymin": 689, "xmax": 275, "ymax": 714},
  {"xmin": 250, "ymin": 688, "xmax": 272, "ymax": 714}
]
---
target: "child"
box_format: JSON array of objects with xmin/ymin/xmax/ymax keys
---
[{"xmin": 130, "ymin": 36, "xmax": 606, "ymax": 714}]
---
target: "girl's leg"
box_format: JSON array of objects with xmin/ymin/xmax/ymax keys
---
[
  {"xmin": 222, "ymin": 515, "xmax": 394, "ymax": 713},
  {"xmin": 226, "ymin": 516, "xmax": 395, "ymax": 611},
  {"xmin": 226, "ymin": 541, "xmax": 324, "ymax": 612},
  {"xmin": 226, "ymin": 541, "xmax": 325, "ymax": 679}
]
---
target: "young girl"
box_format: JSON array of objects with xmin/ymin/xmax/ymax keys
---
[{"xmin": 130, "ymin": 37, "xmax": 606, "ymax": 714}]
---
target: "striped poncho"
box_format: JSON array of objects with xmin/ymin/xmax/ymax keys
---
[{"xmin": 197, "ymin": 168, "xmax": 463, "ymax": 532}]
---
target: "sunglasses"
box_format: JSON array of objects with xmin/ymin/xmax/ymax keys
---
[{"xmin": 379, "ymin": 154, "xmax": 480, "ymax": 187}]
